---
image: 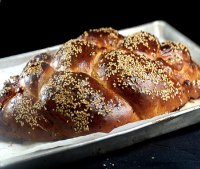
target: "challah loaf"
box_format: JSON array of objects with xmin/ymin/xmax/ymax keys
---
[{"xmin": 0, "ymin": 28, "xmax": 200, "ymax": 141}]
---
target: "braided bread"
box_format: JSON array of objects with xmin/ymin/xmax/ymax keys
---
[{"xmin": 0, "ymin": 28, "xmax": 200, "ymax": 141}]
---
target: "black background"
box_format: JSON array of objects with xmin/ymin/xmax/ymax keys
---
[
  {"xmin": 0, "ymin": 0, "xmax": 200, "ymax": 58},
  {"xmin": 1, "ymin": 0, "xmax": 200, "ymax": 169}
]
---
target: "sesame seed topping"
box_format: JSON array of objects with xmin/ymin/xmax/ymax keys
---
[
  {"xmin": 0, "ymin": 86, "xmax": 12, "ymax": 97},
  {"xmin": 55, "ymin": 39, "xmax": 97, "ymax": 71},
  {"xmin": 12, "ymin": 94, "xmax": 46, "ymax": 129},
  {"xmin": 21, "ymin": 61, "xmax": 43, "ymax": 78},
  {"xmin": 88, "ymin": 27, "xmax": 119, "ymax": 35},
  {"xmin": 81, "ymin": 27, "xmax": 124, "ymax": 50},
  {"xmin": 161, "ymin": 41, "xmax": 189, "ymax": 63},
  {"xmin": 98, "ymin": 50, "xmax": 179, "ymax": 101},
  {"xmin": 122, "ymin": 31, "xmax": 160, "ymax": 59},
  {"xmin": 193, "ymin": 80, "xmax": 200, "ymax": 89},
  {"xmin": 42, "ymin": 72, "xmax": 121, "ymax": 133},
  {"xmin": 197, "ymin": 80, "xmax": 200, "ymax": 88},
  {"xmin": 162, "ymin": 41, "xmax": 189, "ymax": 52}
]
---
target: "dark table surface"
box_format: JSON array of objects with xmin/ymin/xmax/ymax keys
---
[{"xmin": 1, "ymin": 1, "xmax": 200, "ymax": 169}]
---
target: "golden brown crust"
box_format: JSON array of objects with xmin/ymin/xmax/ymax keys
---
[
  {"xmin": 121, "ymin": 31, "xmax": 160, "ymax": 60},
  {"xmin": 93, "ymin": 50, "xmax": 186, "ymax": 119},
  {"xmin": 80, "ymin": 27, "xmax": 124, "ymax": 50},
  {"xmin": 0, "ymin": 28, "xmax": 200, "ymax": 141},
  {"xmin": 53, "ymin": 39, "xmax": 100, "ymax": 74},
  {"xmin": 40, "ymin": 72, "xmax": 134, "ymax": 137},
  {"xmin": 160, "ymin": 41, "xmax": 200, "ymax": 99}
]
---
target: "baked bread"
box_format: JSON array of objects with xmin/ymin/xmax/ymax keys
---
[{"xmin": 0, "ymin": 28, "xmax": 200, "ymax": 141}]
